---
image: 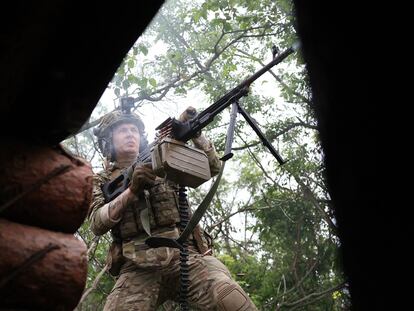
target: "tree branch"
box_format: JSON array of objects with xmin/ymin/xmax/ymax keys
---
[
  {"xmin": 290, "ymin": 173, "xmax": 338, "ymax": 234},
  {"xmin": 235, "ymin": 48, "xmax": 312, "ymax": 106},
  {"xmin": 77, "ymin": 263, "xmax": 109, "ymax": 306},
  {"xmin": 208, "ymin": 205, "xmax": 270, "ymax": 231},
  {"xmin": 277, "ymin": 282, "xmax": 347, "ymax": 309},
  {"xmin": 231, "ymin": 122, "xmax": 317, "ymax": 152}
]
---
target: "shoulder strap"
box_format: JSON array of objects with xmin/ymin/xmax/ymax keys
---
[{"xmin": 176, "ymin": 162, "xmax": 225, "ymax": 244}]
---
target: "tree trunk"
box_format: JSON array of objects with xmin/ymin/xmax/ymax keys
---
[
  {"xmin": 0, "ymin": 218, "xmax": 87, "ymax": 311},
  {"xmin": 0, "ymin": 141, "xmax": 93, "ymax": 233}
]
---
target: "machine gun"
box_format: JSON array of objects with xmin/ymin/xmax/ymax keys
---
[{"xmin": 102, "ymin": 42, "xmax": 300, "ymax": 203}]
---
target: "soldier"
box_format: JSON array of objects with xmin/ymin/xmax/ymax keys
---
[{"xmin": 89, "ymin": 106, "xmax": 258, "ymax": 311}]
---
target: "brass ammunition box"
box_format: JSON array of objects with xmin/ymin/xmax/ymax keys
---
[{"xmin": 151, "ymin": 137, "xmax": 211, "ymax": 188}]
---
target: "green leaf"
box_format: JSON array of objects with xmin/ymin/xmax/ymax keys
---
[
  {"xmin": 138, "ymin": 77, "xmax": 148, "ymax": 88},
  {"xmin": 149, "ymin": 78, "xmax": 157, "ymax": 87},
  {"xmin": 223, "ymin": 21, "xmax": 232, "ymax": 32},
  {"xmin": 127, "ymin": 74, "xmax": 138, "ymax": 84},
  {"xmin": 193, "ymin": 11, "xmax": 201, "ymax": 23},
  {"xmin": 127, "ymin": 59, "xmax": 135, "ymax": 69},
  {"xmin": 139, "ymin": 44, "xmax": 148, "ymax": 56}
]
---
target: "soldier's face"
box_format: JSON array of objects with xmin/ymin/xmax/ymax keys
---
[{"xmin": 112, "ymin": 123, "xmax": 140, "ymax": 157}]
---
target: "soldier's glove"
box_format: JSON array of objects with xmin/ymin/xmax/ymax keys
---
[
  {"xmin": 179, "ymin": 106, "xmax": 214, "ymax": 151},
  {"xmin": 179, "ymin": 106, "xmax": 201, "ymax": 138},
  {"xmin": 179, "ymin": 106, "xmax": 197, "ymax": 122},
  {"xmin": 129, "ymin": 163, "xmax": 156, "ymax": 195}
]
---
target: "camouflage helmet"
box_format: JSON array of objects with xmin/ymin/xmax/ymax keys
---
[{"xmin": 93, "ymin": 109, "xmax": 148, "ymax": 161}]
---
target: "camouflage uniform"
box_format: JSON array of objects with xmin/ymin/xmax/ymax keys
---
[{"xmin": 89, "ymin": 112, "xmax": 257, "ymax": 311}]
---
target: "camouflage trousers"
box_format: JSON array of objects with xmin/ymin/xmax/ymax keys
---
[{"xmin": 103, "ymin": 254, "xmax": 258, "ymax": 311}]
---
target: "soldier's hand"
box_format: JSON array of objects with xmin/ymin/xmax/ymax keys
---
[
  {"xmin": 179, "ymin": 106, "xmax": 201, "ymax": 137},
  {"xmin": 129, "ymin": 163, "xmax": 156, "ymax": 195}
]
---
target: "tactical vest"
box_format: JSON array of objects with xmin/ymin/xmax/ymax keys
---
[
  {"xmin": 110, "ymin": 176, "xmax": 182, "ymax": 241},
  {"xmin": 104, "ymin": 167, "xmax": 211, "ymax": 275}
]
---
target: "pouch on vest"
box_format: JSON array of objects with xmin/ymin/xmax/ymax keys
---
[
  {"xmin": 116, "ymin": 196, "xmax": 156, "ymax": 240},
  {"xmin": 148, "ymin": 180, "xmax": 181, "ymax": 227},
  {"xmin": 107, "ymin": 242, "xmax": 125, "ymax": 276},
  {"xmin": 122, "ymin": 227, "xmax": 180, "ymax": 268}
]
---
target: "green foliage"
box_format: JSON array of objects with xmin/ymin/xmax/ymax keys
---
[{"xmin": 75, "ymin": 221, "xmax": 114, "ymax": 311}]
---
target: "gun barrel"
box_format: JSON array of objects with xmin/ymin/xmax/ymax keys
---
[{"xmin": 194, "ymin": 45, "xmax": 296, "ymax": 127}]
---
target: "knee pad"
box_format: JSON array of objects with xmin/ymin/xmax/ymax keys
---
[{"xmin": 214, "ymin": 281, "xmax": 256, "ymax": 311}]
